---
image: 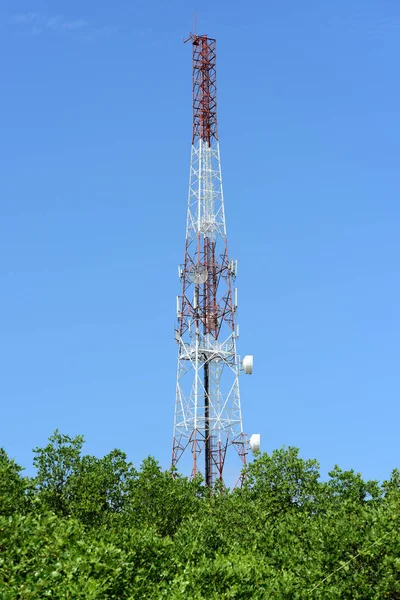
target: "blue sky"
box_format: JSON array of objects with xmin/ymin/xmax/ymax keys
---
[{"xmin": 0, "ymin": 0, "xmax": 399, "ymax": 484}]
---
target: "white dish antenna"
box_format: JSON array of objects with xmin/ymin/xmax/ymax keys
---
[
  {"xmin": 249, "ymin": 433, "xmax": 260, "ymax": 454},
  {"xmin": 242, "ymin": 355, "xmax": 253, "ymax": 375},
  {"xmin": 188, "ymin": 265, "xmax": 208, "ymax": 284}
]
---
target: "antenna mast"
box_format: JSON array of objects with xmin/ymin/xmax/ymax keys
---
[{"xmin": 172, "ymin": 32, "xmax": 255, "ymax": 487}]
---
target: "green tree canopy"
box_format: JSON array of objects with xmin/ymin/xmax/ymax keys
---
[{"xmin": 0, "ymin": 432, "xmax": 399, "ymax": 599}]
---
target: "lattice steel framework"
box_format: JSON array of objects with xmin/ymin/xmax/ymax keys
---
[{"xmin": 172, "ymin": 33, "xmax": 247, "ymax": 487}]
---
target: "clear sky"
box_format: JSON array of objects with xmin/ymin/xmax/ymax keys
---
[{"xmin": 1, "ymin": 0, "xmax": 399, "ymax": 483}]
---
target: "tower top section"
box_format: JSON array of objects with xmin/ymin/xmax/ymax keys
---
[{"xmin": 185, "ymin": 33, "xmax": 218, "ymax": 146}]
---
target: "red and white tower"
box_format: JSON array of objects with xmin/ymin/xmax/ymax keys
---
[{"xmin": 172, "ymin": 32, "xmax": 257, "ymax": 487}]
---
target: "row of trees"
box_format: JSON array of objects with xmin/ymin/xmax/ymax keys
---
[{"xmin": 1, "ymin": 431, "xmax": 399, "ymax": 598}]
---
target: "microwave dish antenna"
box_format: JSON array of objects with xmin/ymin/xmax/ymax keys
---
[
  {"xmin": 188, "ymin": 265, "xmax": 208, "ymax": 284},
  {"xmin": 249, "ymin": 434, "xmax": 261, "ymax": 454}
]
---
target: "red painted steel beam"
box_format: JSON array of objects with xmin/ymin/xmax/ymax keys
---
[{"xmin": 186, "ymin": 33, "xmax": 218, "ymax": 145}]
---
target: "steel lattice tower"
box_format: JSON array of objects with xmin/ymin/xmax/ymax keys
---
[{"xmin": 172, "ymin": 32, "xmax": 255, "ymax": 487}]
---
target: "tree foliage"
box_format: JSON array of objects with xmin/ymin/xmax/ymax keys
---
[{"xmin": 0, "ymin": 433, "xmax": 399, "ymax": 598}]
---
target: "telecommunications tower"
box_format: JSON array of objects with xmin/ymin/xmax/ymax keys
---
[{"xmin": 172, "ymin": 32, "xmax": 259, "ymax": 487}]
